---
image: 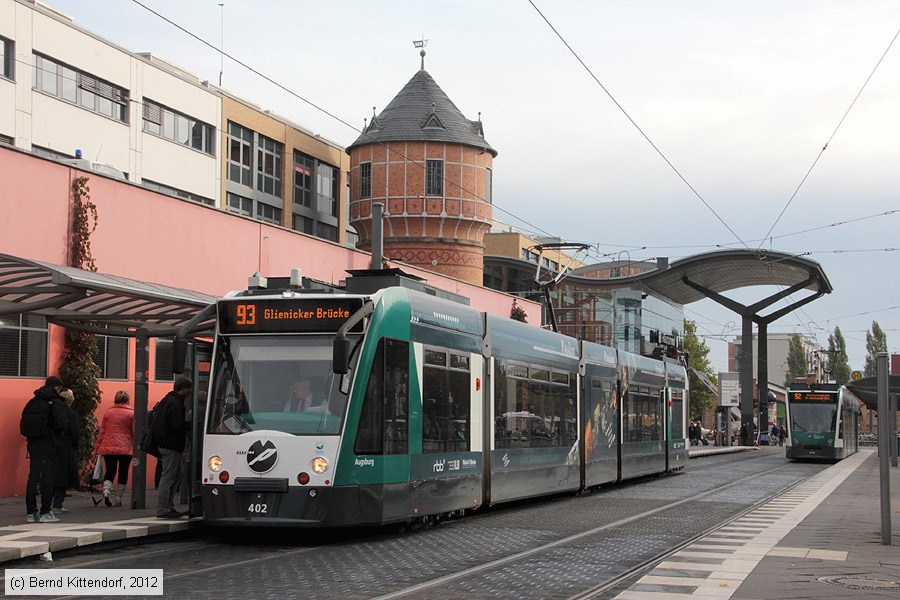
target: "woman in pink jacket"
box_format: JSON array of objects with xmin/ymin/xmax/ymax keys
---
[{"xmin": 95, "ymin": 391, "xmax": 134, "ymax": 507}]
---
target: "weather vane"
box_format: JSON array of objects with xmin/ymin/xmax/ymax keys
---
[{"xmin": 413, "ymin": 36, "xmax": 429, "ymax": 69}]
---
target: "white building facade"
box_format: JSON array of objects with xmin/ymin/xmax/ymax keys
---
[
  {"xmin": 1, "ymin": 0, "xmax": 222, "ymax": 204},
  {"xmin": 729, "ymin": 332, "xmax": 828, "ymax": 386}
]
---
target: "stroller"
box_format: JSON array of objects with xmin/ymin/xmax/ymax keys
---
[{"xmin": 82, "ymin": 454, "xmax": 105, "ymax": 506}]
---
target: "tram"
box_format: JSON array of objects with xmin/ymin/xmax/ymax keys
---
[
  {"xmin": 785, "ymin": 385, "xmax": 862, "ymax": 461},
  {"xmin": 195, "ymin": 280, "xmax": 688, "ymax": 527}
]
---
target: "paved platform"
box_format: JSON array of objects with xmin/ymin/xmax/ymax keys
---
[
  {"xmin": 0, "ymin": 486, "xmax": 195, "ymax": 562},
  {"xmin": 616, "ymin": 448, "xmax": 900, "ymax": 599}
]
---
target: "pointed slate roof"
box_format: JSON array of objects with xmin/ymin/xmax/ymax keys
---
[{"xmin": 348, "ymin": 69, "xmax": 497, "ymax": 156}]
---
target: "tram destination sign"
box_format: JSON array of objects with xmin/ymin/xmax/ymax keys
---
[
  {"xmin": 791, "ymin": 390, "xmax": 837, "ymax": 402},
  {"xmin": 219, "ymin": 297, "xmax": 364, "ymax": 334}
]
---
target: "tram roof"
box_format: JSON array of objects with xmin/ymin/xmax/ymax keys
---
[{"xmin": 0, "ymin": 253, "xmax": 216, "ymax": 337}]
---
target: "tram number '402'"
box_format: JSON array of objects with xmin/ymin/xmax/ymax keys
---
[{"xmin": 248, "ymin": 503, "xmax": 268, "ymax": 514}]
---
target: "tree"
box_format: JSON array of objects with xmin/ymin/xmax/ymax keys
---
[
  {"xmin": 683, "ymin": 319, "xmax": 716, "ymax": 419},
  {"xmin": 863, "ymin": 320, "xmax": 888, "ymax": 377},
  {"xmin": 784, "ymin": 334, "xmax": 807, "ymax": 386},
  {"xmin": 827, "ymin": 326, "xmax": 851, "ymax": 385}
]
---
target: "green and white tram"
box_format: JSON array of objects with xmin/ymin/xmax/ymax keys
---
[
  {"xmin": 197, "ymin": 281, "xmax": 688, "ymax": 527},
  {"xmin": 785, "ymin": 385, "xmax": 862, "ymax": 461}
]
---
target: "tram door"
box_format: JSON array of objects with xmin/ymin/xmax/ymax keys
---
[{"xmin": 188, "ymin": 341, "xmax": 212, "ymax": 518}]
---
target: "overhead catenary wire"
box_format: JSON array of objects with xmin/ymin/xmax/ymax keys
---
[
  {"xmin": 757, "ymin": 25, "xmax": 900, "ymax": 248},
  {"xmin": 527, "ymin": 0, "xmax": 753, "ymax": 254}
]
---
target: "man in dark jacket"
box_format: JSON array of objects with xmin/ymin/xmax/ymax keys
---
[
  {"xmin": 153, "ymin": 375, "xmax": 192, "ymax": 518},
  {"xmin": 24, "ymin": 376, "xmax": 68, "ymax": 523}
]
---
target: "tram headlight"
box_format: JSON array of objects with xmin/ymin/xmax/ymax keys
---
[
  {"xmin": 311, "ymin": 457, "xmax": 328, "ymax": 474},
  {"xmin": 208, "ymin": 455, "xmax": 223, "ymax": 472}
]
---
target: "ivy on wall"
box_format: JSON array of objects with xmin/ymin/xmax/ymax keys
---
[
  {"xmin": 59, "ymin": 176, "xmax": 102, "ymax": 472},
  {"xmin": 510, "ymin": 299, "xmax": 528, "ymax": 323}
]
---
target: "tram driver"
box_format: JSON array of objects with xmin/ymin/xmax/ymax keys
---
[{"xmin": 283, "ymin": 378, "xmax": 315, "ymax": 412}]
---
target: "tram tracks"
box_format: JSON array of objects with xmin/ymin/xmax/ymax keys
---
[{"xmin": 372, "ymin": 459, "xmax": 803, "ymax": 600}]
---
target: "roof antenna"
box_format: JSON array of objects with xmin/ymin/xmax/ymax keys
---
[{"xmin": 413, "ymin": 36, "xmax": 428, "ymax": 69}]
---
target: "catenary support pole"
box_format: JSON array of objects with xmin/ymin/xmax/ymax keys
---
[
  {"xmin": 132, "ymin": 329, "xmax": 149, "ymax": 509},
  {"xmin": 876, "ymin": 352, "xmax": 891, "ymax": 544}
]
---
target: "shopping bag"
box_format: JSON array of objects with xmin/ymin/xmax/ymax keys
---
[{"xmin": 84, "ymin": 454, "xmax": 104, "ymax": 506}]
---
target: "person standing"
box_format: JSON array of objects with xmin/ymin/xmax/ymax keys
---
[
  {"xmin": 94, "ymin": 390, "xmax": 135, "ymax": 507},
  {"xmin": 21, "ymin": 375, "xmax": 68, "ymax": 523},
  {"xmin": 52, "ymin": 388, "xmax": 80, "ymax": 512},
  {"xmin": 153, "ymin": 376, "xmax": 192, "ymax": 518}
]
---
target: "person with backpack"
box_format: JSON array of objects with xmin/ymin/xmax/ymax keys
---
[
  {"xmin": 153, "ymin": 376, "xmax": 192, "ymax": 519},
  {"xmin": 22, "ymin": 375, "xmax": 68, "ymax": 523}
]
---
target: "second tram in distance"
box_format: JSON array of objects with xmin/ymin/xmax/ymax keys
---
[
  {"xmin": 785, "ymin": 384, "xmax": 862, "ymax": 461},
  {"xmin": 198, "ymin": 283, "xmax": 689, "ymax": 527}
]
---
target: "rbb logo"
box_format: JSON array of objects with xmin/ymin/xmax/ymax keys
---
[
  {"xmin": 432, "ymin": 459, "xmax": 445, "ymax": 473},
  {"xmin": 246, "ymin": 440, "xmax": 278, "ymax": 473}
]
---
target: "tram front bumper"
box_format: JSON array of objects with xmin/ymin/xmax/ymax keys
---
[{"xmin": 201, "ymin": 484, "xmax": 368, "ymax": 527}]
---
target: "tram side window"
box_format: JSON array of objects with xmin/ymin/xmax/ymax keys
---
[
  {"xmin": 354, "ymin": 338, "xmax": 409, "ymax": 455},
  {"xmin": 623, "ymin": 386, "xmax": 662, "ymax": 443},
  {"xmin": 493, "ymin": 359, "xmax": 576, "ymax": 449},
  {"xmin": 670, "ymin": 389, "xmax": 685, "ymax": 439},
  {"xmin": 422, "ymin": 347, "xmax": 471, "ymax": 453}
]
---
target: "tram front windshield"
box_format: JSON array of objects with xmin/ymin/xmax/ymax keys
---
[
  {"xmin": 789, "ymin": 401, "xmax": 837, "ymax": 433},
  {"xmin": 207, "ymin": 335, "xmax": 349, "ymax": 436}
]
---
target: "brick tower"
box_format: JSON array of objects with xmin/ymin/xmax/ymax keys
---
[{"xmin": 347, "ymin": 55, "xmax": 497, "ymax": 286}]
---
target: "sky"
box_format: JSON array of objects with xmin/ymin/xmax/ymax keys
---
[{"xmin": 45, "ymin": 0, "xmax": 900, "ymax": 376}]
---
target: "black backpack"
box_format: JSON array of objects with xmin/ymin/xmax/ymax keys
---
[{"xmin": 20, "ymin": 396, "xmax": 52, "ymax": 439}]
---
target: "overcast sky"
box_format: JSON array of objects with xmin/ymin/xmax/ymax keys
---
[{"xmin": 47, "ymin": 0, "xmax": 900, "ymax": 376}]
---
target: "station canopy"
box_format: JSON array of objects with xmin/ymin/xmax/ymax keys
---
[
  {"xmin": 0, "ymin": 253, "xmax": 216, "ymax": 337},
  {"xmin": 567, "ymin": 249, "xmax": 832, "ymax": 304}
]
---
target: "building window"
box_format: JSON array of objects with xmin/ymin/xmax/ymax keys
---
[
  {"xmin": 256, "ymin": 202, "xmax": 282, "ymax": 225},
  {"xmin": 359, "ymin": 162, "xmax": 372, "ymax": 199},
  {"xmin": 256, "ymin": 135, "xmax": 282, "ymax": 197},
  {"xmin": 1, "ymin": 36, "xmax": 13, "ymax": 80},
  {"xmin": 426, "ymin": 159, "xmax": 443, "ymax": 196},
  {"xmin": 317, "ymin": 162, "xmax": 337, "ymax": 216},
  {"xmin": 142, "ymin": 179, "xmax": 214, "ymax": 206},
  {"xmin": 485, "ymin": 167, "xmax": 492, "ymax": 204},
  {"xmin": 0, "ymin": 314, "xmax": 48, "ymax": 377},
  {"xmin": 317, "ymin": 222, "xmax": 338, "ymax": 242},
  {"xmin": 93, "ymin": 335, "xmax": 129, "ymax": 380},
  {"xmin": 293, "ymin": 151, "xmax": 314, "ymax": 208},
  {"xmin": 142, "ymin": 99, "xmax": 215, "ymax": 156},
  {"xmin": 346, "ymin": 229, "xmax": 359, "ymax": 247},
  {"xmin": 292, "ymin": 214, "xmax": 314, "ymax": 235},
  {"xmin": 227, "ymin": 122, "xmax": 253, "ymax": 187},
  {"xmin": 33, "ymin": 54, "xmax": 128, "ymax": 122},
  {"xmin": 226, "ymin": 192, "xmax": 252, "ymax": 217},
  {"xmin": 154, "ymin": 338, "xmax": 174, "ymax": 382},
  {"xmin": 0, "ymin": 133, "xmax": 13, "ymax": 146}
]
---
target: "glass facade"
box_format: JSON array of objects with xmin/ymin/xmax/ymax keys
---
[{"xmin": 291, "ymin": 150, "xmax": 340, "ymax": 241}]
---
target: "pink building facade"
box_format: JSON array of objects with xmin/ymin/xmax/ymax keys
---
[{"xmin": 0, "ymin": 147, "xmax": 539, "ymax": 497}]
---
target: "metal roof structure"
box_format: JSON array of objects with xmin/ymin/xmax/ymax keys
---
[
  {"xmin": 846, "ymin": 375, "xmax": 900, "ymax": 410},
  {"xmin": 347, "ymin": 69, "xmax": 497, "ymax": 156},
  {"xmin": 0, "ymin": 253, "xmax": 216, "ymax": 336},
  {"xmin": 565, "ymin": 249, "xmax": 832, "ymax": 303}
]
